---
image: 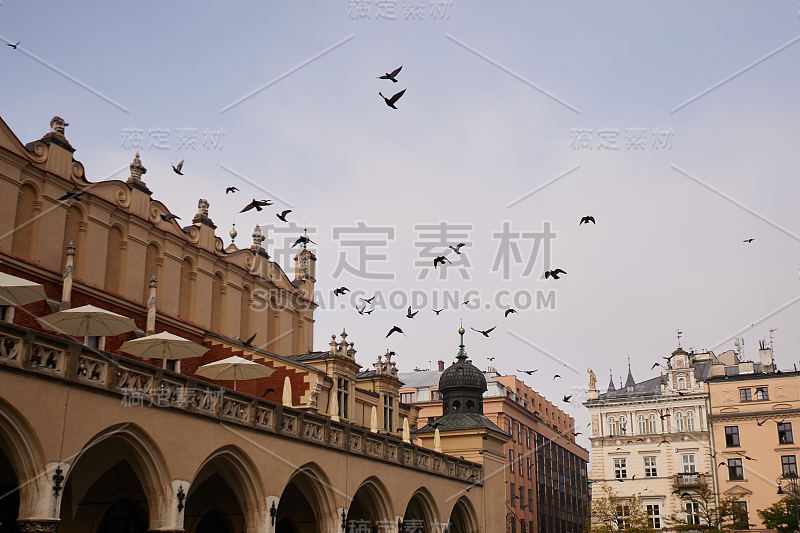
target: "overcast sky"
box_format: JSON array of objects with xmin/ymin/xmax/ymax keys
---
[{"xmin": 2, "ymin": 1, "xmax": 799, "ymax": 444}]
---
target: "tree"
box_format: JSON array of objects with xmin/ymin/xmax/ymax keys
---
[
  {"xmin": 590, "ymin": 485, "xmax": 654, "ymax": 533},
  {"xmin": 758, "ymin": 496, "xmax": 799, "ymax": 533},
  {"xmin": 664, "ymin": 482, "xmax": 749, "ymax": 531}
]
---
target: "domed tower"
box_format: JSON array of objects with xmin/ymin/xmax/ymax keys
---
[{"xmin": 439, "ymin": 325, "xmax": 487, "ymax": 415}]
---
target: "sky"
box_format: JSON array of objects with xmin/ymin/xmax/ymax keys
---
[{"xmin": 2, "ymin": 1, "xmax": 799, "ymax": 447}]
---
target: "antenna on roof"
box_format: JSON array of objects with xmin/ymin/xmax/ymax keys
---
[{"xmin": 769, "ymin": 328, "xmax": 777, "ymax": 351}]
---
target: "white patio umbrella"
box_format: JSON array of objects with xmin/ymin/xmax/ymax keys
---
[
  {"xmin": 36, "ymin": 304, "xmax": 137, "ymax": 337},
  {"xmin": 120, "ymin": 331, "xmax": 208, "ymax": 360},
  {"xmin": 194, "ymin": 355, "xmax": 274, "ymax": 391},
  {"xmin": 0, "ymin": 272, "xmax": 47, "ymax": 307}
]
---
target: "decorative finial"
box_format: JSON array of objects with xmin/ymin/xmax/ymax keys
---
[
  {"xmin": 251, "ymin": 225, "xmax": 264, "ymax": 249},
  {"xmin": 341, "ymin": 329, "xmax": 348, "ymax": 340},
  {"xmin": 457, "ymin": 320, "xmax": 467, "ymax": 361},
  {"xmin": 230, "ymin": 223, "xmax": 238, "ymax": 243},
  {"xmin": 129, "ymin": 152, "xmax": 146, "ymax": 180},
  {"xmin": 302, "ymin": 226, "xmax": 309, "ymax": 250},
  {"xmin": 676, "ymin": 329, "xmax": 683, "ymax": 348}
]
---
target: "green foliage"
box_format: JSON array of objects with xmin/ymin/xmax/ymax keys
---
[
  {"xmin": 758, "ymin": 496, "xmax": 800, "ymax": 533},
  {"xmin": 590, "ymin": 485, "xmax": 654, "ymax": 533}
]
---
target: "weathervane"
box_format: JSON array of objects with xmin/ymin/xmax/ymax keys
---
[{"xmin": 676, "ymin": 329, "xmax": 683, "ymax": 348}]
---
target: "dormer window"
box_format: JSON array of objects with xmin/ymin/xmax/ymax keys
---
[{"xmin": 677, "ymin": 377, "xmax": 686, "ymax": 390}]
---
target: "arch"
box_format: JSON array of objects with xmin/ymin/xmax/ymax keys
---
[
  {"xmin": 675, "ymin": 412, "xmax": 685, "ymax": 432},
  {"xmin": 61, "ymin": 423, "xmax": 171, "ymax": 531},
  {"xmin": 210, "ymin": 272, "xmax": 226, "ymax": 333},
  {"xmin": 62, "ymin": 203, "xmax": 86, "ymax": 277},
  {"xmin": 637, "ymin": 415, "xmax": 647, "ymax": 435},
  {"xmin": 277, "ymin": 462, "xmax": 337, "ymax": 533},
  {"xmin": 187, "ymin": 445, "xmax": 266, "ymax": 533},
  {"xmin": 179, "ymin": 257, "xmax": 196, "ymax": 320},
  {"xmin": 104, "ymin": 225, "xmax": 126, "ymax": 294},
  {"xmin": 240, "ymin": 284, "xmax": 253, "ymax": 340},
  {"xmin": 403, "ymin": 487, "xmax": 439, "ymax": 533},
  {"xmin": 0, "ymin": 397, "xmax": 47, "ymax": 520},
  {"xmin": 648, "ymin": 413, "xmax": 657, "ymax": 434},
  {"xmin": 142, "ymin": 242, "xmax": 161, "ymax": 304},
  {"xmin": 12, "ymin": 182, "xmax": 40, "ymax": 258},
  {"xmin": 447, "ymin": 497, "xmax": 478, "ymax": 533},
  {"xmin": 608, "ymin": 417, "xmax": 617, "ymax": 436},
  {"xmin": 346, "ymin": 476, "xmax": 394, "ymax": 532},
  {"xmin": 686, "ymin": 410, "xmax": 695, "ymax": 431}
]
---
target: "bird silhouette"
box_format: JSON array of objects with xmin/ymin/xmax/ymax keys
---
[
  {"xmin": 276, "ymin": 209, "xmax": 292, "ymax": 222},
  {"xmin": 462, "ymin": 298, "xmax": 470, "ymax": 306},
  {"xmin": 263, "ymin": 387, "xmax": 276, "ymax": 396},
  {"xmin": 361, "ymin": 295, "xmax": 376, "ymax": 304},
  {"xmin": 545, "ymin": 269, "xmax": 567, "ymax": 279},
  {"xmin": 377, "ymin": 65, "xmax": 402, "ymax": 82},
  {"xmin": 356, "ymin": 305, "xmax": 374, "ymax": 316},
  {"xmin": 386, "ymin": 326, "xmax": 405, "ymax": 338},
  {"xmin": 651, "ymin": 362, "xmax": 662, "ymax": 370},
  {"xmin": 379, "ymin": 89, "xmax": 406, "ymax": 109},
  {"xmin": 172, "ymin": 160, "xmax": 184, "ymax": 175},
  {"xmin": 658, "ymin": 439, "xmax": 669, "ymax": 446},
  {"xmin": 406, "ymin": 306, "xmax": 419, "ymax": 319},
  {"xmin": 292, "ymin": 235, "xmax": 316, "ymax": 248},
  {"xmin": 553, "ymin": 374, "xmax": 561, "ymax": 380},
  {"xmin": 579, "ymin": 216, "xmax": 596, "ymax": 225},
  {"xmin": 240, "ymin": 199, "xmax": 272, "ymax": 213},
  {"xmin": 717, "ymin": 461, "xmax": 726, "ymax": 468},
  {"xmin": 563, "ymin": 395, "xmax": 572, "ymax": 402},
  {"xmin": 471, "ymin": 326, "xmax": 496, "ymax": 337},
  {"xmin": 160, "ymin": 212, "xmax": 181, "ymax": 223},
  {"xmin": 743, "ymin": 238, "xmax": 754, "ymax": 243},
  {"xmin": 57, "ymin": 191, "xmax": 85, "ymax": 202},
  {"xmin": 242, "ymin": 333, "xmax": 257, "ymax": 347},
  {"xmin": 433, "ymin": 308, "xmax": 444, "ymax": 315},
  {"xmin": 487, "ymin": 356, "xmax": 495, "ymax": 361},
  {"xmin": 504, "ymin": 308, "xmax": 517, "ymax": 317},
  {"xmin": 433, "ymin": 255, "xmax": 450, "ymax": 268},
  {"xmin": 517, "ymin": 369, "xmax": 537, "ymax": 375},
  {"xmin": 7, "ymin": 41, "xmax": 20, "ymax": 49},
  {"xmin": 333, "ymin": 287, "xmax": 350, "ymax": 296},
  {"xmin": 449, "ymin": 243, "xmax": 466, "ymax": 254},
  {"xmin": 225, "ymin": 186, "xmax": 239, "ymax": 194}
]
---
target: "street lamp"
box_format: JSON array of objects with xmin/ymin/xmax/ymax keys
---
[{"xmin": 777, "ymin": 472, "xmax": 800, "ymax": 531}]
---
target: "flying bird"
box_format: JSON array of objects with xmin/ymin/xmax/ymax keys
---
[
  {"xmin": 471, "ymin": 326, "xmax": 496, "ymax": 338},
  {"xmin": 356, "ymin": 305, "xmax": 374, "ymax": 316},
  {"xmin": 333, "ymin": 287, "xmax": 350, "ymax": 296},
  {"xmin": 379, "ymin": 89, "xmax": 406, "ymax": 109},
  {"xmin": 651, "ymin": 362, "xmax": 662, "ymax": 370},
  {"xmin": 7, "ymin": 41, "xmax": 20, "ymax": 49},
  {"xmin": 433, "ymin": 308, "xmax": 444, "ymax": 315},
  {"xmin": 240, "ymin": 199, "xmax": 272, "ymax": 213},
  {"xmin": 57, "ymin": 191, "xmax": 85, "ymax": 202},
  {"xmin": 172, "ymin": 160, "xmax": 184, "ymax": 175},
  {"xmin": 563, "ymin": 395, "xmax": 572, "ymax": 402},
  {"xmin": 386, "ymin": 326, "xmax": 405, "ymax": 338},
  {"xmin": 361, "ymin": 295, "xmax": 376, "ymax": 304},
  {"xmin": 276, "ymin": 209, "xmax": 292, "ymax": 222},
  {"xmin": 433, "ymin": 255, "xmax": 451, "ymax": 268},
  {"xmin": 487, "ymin": 356, "xmax": 495, "ymax": 361},
  {"xmin": 406, "ymin": 306, "xmax": 419, "ymax": 319},
  {"xmin": 462, "ymin": 298, "xmax": 470, "ymax": 306},
  {"xmin": 263, "ymin": 387, "xmax": 276, "ymax": 396},
  {"xmin": 717, "ymin": 461, "xmax": 726, "ymax": 468},
  {"xmin": 242, "ymin": 333, "xmax": 257, "ymax": 347},
  {"xmin": 292, "ymin": 235, "xmax": 316, "ymax": 248},
  {"xmin": 658, "ymin": 439, "xmax": 669, "ymax": 446},
  {"xmin": 743, "ymin": 238, "xmax": 754, "ymax": 243},
  {"xmin": 225, "ymin": 186, "xmax": 239, "ymax": 194},
  {"xmin": 544, "ymin": 269, "xmax": 567, "ymax": 280},
  {"xmin": 504, "ymin": 308, "xmax": 517, "ymax": 317},
  {"xmin": 517, "ymin": 369, "xmax": 538, "ymax": 375},
  {"xmin": 377, "ymin": 65, "xmax": 402, "ymax": 82},
  {"xmin": 553, "ymin": 374, "xmax": 561, "ymax": 380},
  {"xmin": 579, "ymin": 216, "xmax": 596, "ymax": 225},
  {"xmin": 449, "ymin": 243, "xmax": 466, "ymax": 254},
  {"xmin": 160, "ymin": 212, "xmax": 181, "ymax": 223}
]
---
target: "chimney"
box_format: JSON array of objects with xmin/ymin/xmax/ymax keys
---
[
  {"xmin": 437, "ymin": 360, "xmax": 445, "ymax": 371},
  {"xmin": 759, "ymin": 341, "xmax": 774, "ymax": 372}
]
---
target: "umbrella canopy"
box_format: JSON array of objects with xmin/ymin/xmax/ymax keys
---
[
  {"xmin": 0, "ymin": 272, "xmax": 47, "ymax": 307},
  {"xmin": 120, "ymin": 331, "xmax": 208, "ymax": 360},
  {"xmin": 195, "ymin": 355, "xmax": 274, "ymax": 391},
  {"xmin": 36, "ymin": 304, "xmax": 136, "ymax": 337}
]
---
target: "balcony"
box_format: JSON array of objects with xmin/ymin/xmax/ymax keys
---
[{"xmin": 674, "ymin": 472, "xmax": 706, "ymax": 489}]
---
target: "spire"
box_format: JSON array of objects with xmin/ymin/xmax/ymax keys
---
[
  {"xmin": 625, "ymin": 356, "xmax": 635, "ymax": 390},
  {"xmin": 456, "ymin": 320, "xmax": 467, "ymax": 361},
  {"xmin": 606, "ymin": 369, "xmax": 616, "ymax": 392}
]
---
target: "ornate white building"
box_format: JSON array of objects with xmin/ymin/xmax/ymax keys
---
[{"xmin": 585, "ymin": 348, "xmax": 715, "ymax": 530}]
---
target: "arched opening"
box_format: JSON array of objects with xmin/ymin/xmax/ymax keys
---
[
  {"xmin": 104, "ymin": 225, "xmax": 126, "ymax": 294},
  {"xmin": 11, "ymin": 183, "xmax": 39, "ymax": 258},
  {"xmin": 448, "ymin": 497, "xmax": 478, "ymax": 533},
  {"xmin": 276, "ymin": 464, "xmax": 335, "ymax": 533},
  {"xmin": 185, "ymin": 447, "xmax": 264, "ymax": 533},
  {"xmin": 179, "ymin": 258, "xmax": 195, "ymax": 321},
  {"xmin": 345, "ymin": 478, "xmax": 393, "ymax": 533},
  {"xmin": 402, "ymin": 489, "xmax": 438, "ymax": 533},
  {"xmin": 142, "ymin": 243, "xmax": 161, "ymax": 304},
  {"xmin": 0, "ymin": 445, "xmax": 20, "ymax": 533},
  {"xmin": 239, "ymin": 285, "xmax": 252, "ymax": 341},
  {"xmin": 95, "ymin": 498, "xmax": 147, "ymax": 533},
  {"xmin": 62, "ymin": 204, "xmax": 84, "ymax": 278},
  {"xmin": 210, "ymin": 273, "xmax": 226, "ymax": 333}
]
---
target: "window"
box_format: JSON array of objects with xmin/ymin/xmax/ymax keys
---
[
  {"xmin": 518, "ymin": 453, "xmax": 523, "ymax": 474},
  {"xmin": 725, "ymin": 426, "xmax": 741, "ymax": 447},
  {"xmin": 400, "ymin": 392, "xmax": 414, "ymax": 404},
  {"xmin": 728, "ymin": 458, "xmax": 744, "ymax": 480},
  {"xmin": 431, "ymin": 390, "xmax": 442, "ymax": 401},
  {"xmin": 517, "ymin": 423, "xmax": 523, "ymax": 444},
  {"xmin": 739, "ymin": 388, "xmax": 752, "ymax": 402},
  {"xmin": 644, "ymin": 456, "xmax": 658, "ymax": 477},
  {"xmin": 682, "ymin": 454, "xmax": 696, "ymax": 473},
  {"xmin": 779, "ymin": 423, "xmax": 794, "ymax": 445},
  {"xmin": 509, "ymin": 450, "xmax": 515, "ymax": 473},
  {"xmin": 648, "ymin": 413, "xmax": 658, "ymax": 434},
  {"xmin": 638, "ymin": 415, "xmax": 647, "ymax": 434},
  {"xmin": 0, "ymin": 306, "xmax": 11, "ymax": 323},
  {"xmin": 686, "ymin": 411, "xmax": 695, "ymax": 431},
  {"xmin": 755, "ymin": 387, "xmax": 769, "ymax": 400},
  {"xmin": 782, "ymin": 455, "xmax": 798, "ymax": 476},
  {"xmin": 731, "ymin": 502, "xmax": 748, "ymax": 529},
  {"xmin": 614, "ymin": 458, "xmax": 627, "ymax": 479},
  {"xmin": 619, "ymin": 418, "xmax": 627, "ymax": 435},
  {"xmin": 647, "ymin": 504, "xmax": 661, "ymax": 529},
  {"xmin": 510, "ymin": 483, "xmax": 516, "ymax": 506},
  {"xmin": 676, "ymin": 412, "xmax": 685, "ymax": 432},
  {"xmin": 526, "ymin": 428, "xmax": 531, "ymax": 448},
  {"xmin": 86, "ymin": 336, "xmax": 100, "ymax": 349},
  {"xmin": 383, "ymin": 394, "xmax": 394, "ymax": 430},
  {"xmin": 615, "ymin": 504, "xmax": 630, "ymax": 529},
  {"xmin": 527, "ymin": 458, "xmax": 533, "ymax": 479},
  {"xmin": 528, "ymin": 489, "xmax": 533, "ymax": 510},
  {"xmin": 519, "ymin": 486, "xmax": 524, "ymax": 508},
  {"xmin": 337, "ymin": 378, "xmax": 349, "ymax": 419},
  {"xmin": 685, "ymin": 501, "xmax": 701, "ymax": 525},
  {"xmin": 608, "ymin": 417, "xmax": 617, "ymax": 436},
  {"xmin": 677, "ymin": 377, "xmax": 686, "ymax": 389}
]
